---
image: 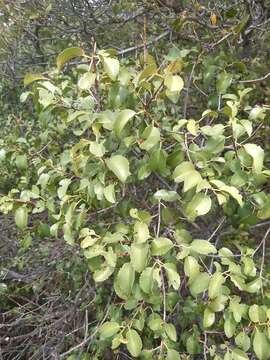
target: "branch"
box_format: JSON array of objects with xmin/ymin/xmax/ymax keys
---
[
  {"xmin": 118, "ymin": 30, "xmax": 170, "ymax": 55},
  {"xmin": 238, "ymin": 72, "xmax": 270, "ymax": 84}
]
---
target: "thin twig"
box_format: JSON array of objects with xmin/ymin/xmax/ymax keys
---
[
  {"xmin": 183, "ymin": 62, "xmax": 196, "ymax": 119},
  {"xmin": 259, "ymin": 227, "xmax": 270, "ymax": 278},
  {"xmin": 238, "ymin": 72, "xmax": 270, "ymax": 84}
]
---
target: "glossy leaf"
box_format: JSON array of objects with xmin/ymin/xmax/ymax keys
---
[
  {"xmin": 99, "ymin": 322, "xmax": 120, "ymax": 339},
  {"xmin": 253, "ymin": 330, "xmax": 270, "ymax": 360},
  {"xmin": 106, "ymin": 155, "xmax": 130, "ymax": 182},
  {"xmin": 139, "ymin": 267, "xmax": 154, "ymax": 294},
  {"xmin": 126, "ymin": 329, "xmax": 142, "ymax": 357},
  {"xmin": 104, "ymin": 57, "xmax": 120, "ymax": 80},
  {"xmin": 14, "ymin": 207, "xmax": 28, "ymax": 230},
  {"xmin": 167, "ymin": 349, "xmax": 180, "ymax": 360},
  {"xmin": 114, "ymin": 109, "xmax": 136, "ymax": 138},
  {"xmin": 117, "ymin": 263, "xmax": 135, "ymax": 296},
  {"xmin": 190, "ymin": 239, "xmax": 217, "ymax": 255},
  {"xmin": 56, "ymin": 47, "xmax": 84, "ymax": 70},
  {"xmin": 208, "ymin": 272, "xmax": 225, "ymax": 299},
  {"xmin": 164, "ymin": 263, "xmax": 180, "ymax": 290},
  {"xmin": 185, "ymin": 193, "xmax": 212, "ymax": 219},
  {"xmin": 24, "ymin": 73, "xmax": 46, "ymax": 86},
  {"xmin": 173, "ymin": 161, "xmax": 202, "ymax": 192},
  {"xmin": 151, "ymin": 237, "xmax": 173, "ymax": 256},
  {"xmin": 164, "ymin": 74, "xmax": 184, "ymax": 92},
  {"xmin": 130, "ymin": 243, "xmax": 149, "ymax": 272},
  {"xmin": 244, "ymin": 143, "xmax": 264, "ymax": 174}
]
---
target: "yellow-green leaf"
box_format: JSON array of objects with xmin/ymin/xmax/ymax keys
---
[
  {"xmin": 99, "ymin": 321, "xmax": 120, "ymax": 339},
  {"xmin": 104, "ymin": 57, "xmax": 120, "ymax": 80},
  {"xmin": 151, "ymin": 237, "xmax": 173, "ymax": 256},
  {"xmin": 106, "ymin": 155, "xmax": 130, "ymax": 183},
  {"xmin": 56, "ymin": 47, "xmax": 84, "ymax": 71},
  {"xmin": 253, "ymin": 330, "xmax": 270, "ymax": 360},
  {"xmin": 191, "ymin": 239, "xmax": 217, "ymax": 255},
  {"xmin": 114, "ymin": 109, "xmax": 136, "ymax": 138},
  {"xmin": 165, "ymin": 75, "xmax": 184, "ymax": 92},
  {"xmin": 130, "ymin": 243, "xmax": 149, "ymax": 272},
  {"xmin": 244, "ymin": 143, "xmax": 264, "ymax": 174},
  {"xmin": 126, "ymin": 329, "xmax": 142, "ymax": 357},
  {"xmin": 15, "ymin": 207, "xmax": 28, "ymax": 230},
  {"xmin": 24, "ymin": 73, "xmax": 47, "ymax": 86}
]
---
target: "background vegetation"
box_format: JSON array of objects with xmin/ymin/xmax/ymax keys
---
[{"xmin": 1, "ymin": 1, "xmax": 270, "ymax": 359}]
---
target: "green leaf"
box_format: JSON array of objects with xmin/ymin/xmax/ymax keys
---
[
  {"xmin": 201, "ymin": 124, "xmax": 224, "ymax": 137},
  {"xmin": 0, "ymin": 149, "xmax": 6, "ymax": 162},
  {"xmin": 203, "ymin": 307, "xmax": 215, "ymax": 328},
  {"xmin": 184, "ymin": 256, "xmax": 200, "ymax": 279},
  {"xmin": 24, "ymin": 73, "xmax": 47, "ymax": 86},
  {"xmin": 139, "ymin": 126, "xmax": 160, "ymax": 151},
  {"xmin": 114, "ymin": 109, "xmax": 136, "ymax": 138},
  {"xmin": 249, "ymin": 106, "xmax": 266, "ymax": 121},
  {"xmin": 14, "ymin": 207, "xmax": 28, "ymax": 230},
  {"xmin": 106, "ymin": 155, "xmax": 130, "ymax": 183},
  {"xmin": 130, "ymin": 243, "xmax": 149, "ymax": 272},
  {"xmin": 185, "ymin": 193, "xmax": 212, "ymax": 220},
  {"xmin": 224, "ymin": 313, "xmax": 236, "ymax": 338},
  {"xmin": 104, "ymin": 57, "xmax": 120, "ymax": 81},
  {"xmin": 208, "ymin": 272, "xmax": 225, "ymax": 299},
  {"xmin": 244, "ymin": 143, "xmax": 264, "ymax": 174},
  {"xmin": 93, "ymin": 266, "xmax": 114, "ymax": 282},
  {"xmin": 103, "ymin": 184, "xmax": 116, "ymax": 203},
  {"xmin": 148, "ymin": 313, "xmax": 163, "ymax": 331},
  {"xmin": 15, "ymin": 154, "xmax": 28, "ymax": 170},
  {"xmin": 103, "ymin": 247, "xmax": 117, "ymax": 268},
  {"xmin": 164, "ymin": 75, "xmax": 184, "ymax": 92},
  {"xmin": 240, "ymin": 120, "xmax": 252, "ymax": 137},
  {"xmin": 245, "ymin": 278, "xmax": 262, "ymax": 293},
  {"xmin": 138, "ymin": 63, "xmax": 157, "ymax": 81},
  {"xmin": 151, "ymin": 237, "xmax": 173, "ymax": 256},
  {"xmin": 211, "ymin": 180, "xmax": 243, "ymax": 206},
  {"xmin": 172, "ymin": 161, "xmax": 202, "ymax": 192},
  {"xmin": 232, "ymin": 348, "xmax": 249, "ymax": 360},
  {"xmin": 60, "ymin": 224, "xmax": 75, "ymax": 245},
  {"xmin": 189, "ymin": 272, "xmax": 210, "ymax": 296},
  {"xmin": 139, "ymin": 267, "xmax": 154, "ymax": 294},
  {"xmin": 126, "ymin": 329, "xmax": 142, "ymax": 357},
  {"xmin": 57, "ymin": 178, "xmax": 71, "ymax": 199},
  {"xmin": 56, "ymin": 47, "xmax": 84, "ymax": 71},
  {"xmin": 149, "ymin": 149, "xmax": 167, "ymax": 174},
  {"xmin": 154, "ymin": 190, "xmax": 179, "ymax": 202},
  {"xmin": 235, "ymin": 332, "xmax": 250, "ymax": 352},
  {"xmin": 164, "ymin": 263, "xmax": 180, "ymax": 290},
  {"xmin": 99, "ymin": 321, "xmax": 120, "ymax": 339},
  {"xmin": 257, "ymin": 202, "xmax": 270, "ymax": 220},
  {"xmin": 248, "ymin": 304, "xmax": 267, "ymax": 323},
  {"xmin": 186, "ymin": 335, "xmax": 201, "ymax": 355},
  {"xmin": 165, "ymin": 323, "xmax": 177, "ymax": 342},
  {"xmin": 78, "ymin": 72, "xmax": 95, "ymax": 90},
  {"xmin": 186, "ymin": 119, "xmax": 198, "ymax": 136},
  {"xmin": 134, "ymin": 221, "xmax": 150, "ymax": 243},
  {"xmin": 167, "ymin": 349, "xmax": 180, "ymax": 360},
  {"xmin": 84, "ymin": 244, "xmax": 103, "ymax": 259},
  {"xmin": 117, "ymin": 262, "xmax": 135, "ymax": 296},
  {"xmin": 80, "ymin": 235, "xmax": 98, "ymax": 249},
  {"xmin": 216, "ymin": 72, "xmax": 232, "ymax": 94},
  {"xmin": 253, "ymin": 330, "xmax": 270, "ymax": 360},
  {"xmin": 111, "ymin": 334, "xmax": 124, "ymax": 350},
  {"xmin": 190, "ymin": 239, "xmax": 217, "ymax": 255},
  {"xmin": 89, "ymin": 141, "xmax": 105, "ymax": 157}
]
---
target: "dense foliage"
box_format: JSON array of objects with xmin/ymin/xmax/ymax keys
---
[{"xmin": 1, "ymin": 1, "xmax": 270, "ymax": 360}]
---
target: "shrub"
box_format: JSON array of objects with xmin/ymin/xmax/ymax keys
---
[{"xmin": 1, "ymin": 47, "xmax": 270, "ymax": 359}]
